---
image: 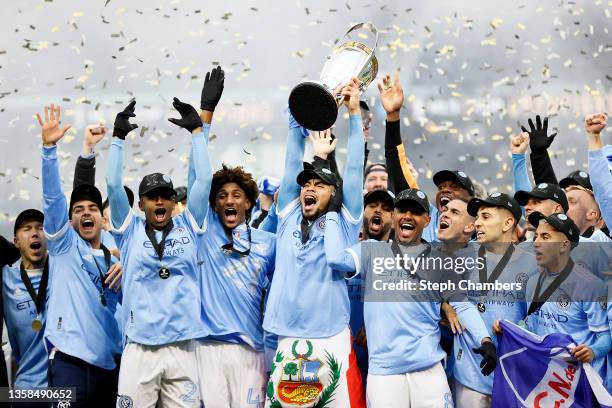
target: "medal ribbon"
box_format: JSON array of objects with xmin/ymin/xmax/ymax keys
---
[
  {"xmin": 527, "ymin": 259, "xmax": 574, "ymax": 316},
  {"xmin": 477, "ymin": 244, "xmax": 515, "ymax": 295},
  {"xmin": 91, "ymin": 244, "xmax": 112, "ymax": 305},
  {"xmin": 19, "ymin": 257, "xmax": 49, "ymax": 315},
  {"xmin": 145, "ymin": 220, "xmax": 174, "ymax": 264}
]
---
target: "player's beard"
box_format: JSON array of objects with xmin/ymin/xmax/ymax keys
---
[{"xmin": 363, "ymin": 216, "xmax": 389, "ymax": 241}]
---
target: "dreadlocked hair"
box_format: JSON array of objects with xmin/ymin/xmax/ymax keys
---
[{"xmin": 209, "ymin": 164, "xmax": 259, "ymax": 220}]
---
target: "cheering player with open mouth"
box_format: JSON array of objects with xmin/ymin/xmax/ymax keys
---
[{"xmin": 107, "ymin": 66, "xmax": 222, "ymax": 407}]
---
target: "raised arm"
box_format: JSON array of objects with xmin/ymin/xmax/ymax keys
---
[
  {"xmin": 585, "ymin": 114, "xmax": 611, "ymax": 228},
  {"xmin": 510, "ymin": 133, "xmax": 532, "ymax": 212},
  {"xmin": 378, "ymin": 71, "xmax": 418, "ymax": 193},
  {"xmin": 324, "ymin": 211, "xmax": 358, "ymax": 275},
  {"xmin": 106, "ymin": 101, "xmax": 138, "ymax": 229},
  {"xmin": 342, "ymin": 78, "xmax": 365, "ymax": 219},
  {"xmin": 36, "ymin": 104, "xmax": 72, "ymax": 235},
  {"xmin": 277, "ymin": 112, "xmax": 308, "ymax": 212},
  {"xmin": 188, "ymin": 126, "xmax": 211, "ymax": 226},
  {"xmin": 73, "ymin": 124, "xmax": 107, "ymax": 189},
  {"xmin": 168, "ymin": 94, "xmax": 215, "ymax": 228}
]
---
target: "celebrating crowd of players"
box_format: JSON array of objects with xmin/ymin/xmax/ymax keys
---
[{"xmin": 0, "ymin": 65, "xmax": 611, "ymax": 408}]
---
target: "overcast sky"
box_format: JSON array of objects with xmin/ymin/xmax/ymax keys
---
[{"xmin": 0, "ymin": 0, "xmax": 610, "ymax": 236}]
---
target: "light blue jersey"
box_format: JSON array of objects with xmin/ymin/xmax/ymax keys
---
[
  {"xmin": 452, "ymin": 246, "xmax": 536, "ymax": 395},
  {"xmin": 107, "ymin": 128, "xmax": 212, "ymax": 346},
  {"xmin": 198, "ymin": 208, "xmax": 275, "ymax": 351},
  {"xmin": 102, "ymin": 230, "xmax": 117, "ymax": 251},
  {"xmin": 348, "ymin": 240, "xmax": 447, "ymax": 375},
  {"xmin": 525, "ymin": 263, "xmax": 609, "ymax": 376},
  {"xmin": 111, "ymin": 209, "xmax": 208, "ymax": 345},
  {"xmin": 263, "ymin": 201, "xmax": 361, "ymax": 338},
  {"xmin": 42, "ymin": 145, "xmax": 122, "ymax": 370},
  {"xmin": 325, "ymin": 213, "xmax": 491, "ymax": 376},
  {"xmin": 2, "ymin": 261, "xmax": 48, "ymax": 387}
]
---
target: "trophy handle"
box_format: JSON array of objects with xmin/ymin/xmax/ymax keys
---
[{"xmin": 344, "ymin": 22, "xmax": 379, "ymax": 51}]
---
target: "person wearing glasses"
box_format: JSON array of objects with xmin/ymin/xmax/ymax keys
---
[{"xmin": 186, "ymin": 163, "xmax": 275, "ymax": 408}]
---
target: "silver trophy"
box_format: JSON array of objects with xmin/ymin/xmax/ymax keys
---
[{"xmin": 289, "ymin": 22, "xmax": 379, "ymax": 131}]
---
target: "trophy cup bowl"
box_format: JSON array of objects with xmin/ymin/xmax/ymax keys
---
[{"xmin": 289, "ymin": 22, "xmax": 379, "ymax": 131}]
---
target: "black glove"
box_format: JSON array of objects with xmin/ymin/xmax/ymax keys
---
[
  {"xmin": 200, "ymin": 66, "xmax": 225, "ymax": 112},
  {"xmin": 113, "ymin": 100, "xmax": 138, "ymax": 140},
  {"xmin": 520, "ymin": 115, "xmax": 557, "ymax": 153},
  {"xmin": 0, "ymin": 235, "xmax": 20, "ymax": 268},
  {"xmin": 327, "ymin": 184, "xmax": 343, "ymax": 213},
  {"xmin": 473, "ymin": 341, "xmax": 497, "ymax": 376},
  {"xmin": 168, "ymin": 97, "xmax": 203, "ymax": 132},
  {"xmin": 312, "ymin": 156, "xmax": 332, "ymax": 171}
]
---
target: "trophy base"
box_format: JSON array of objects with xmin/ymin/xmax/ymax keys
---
[{"xmin": 289, "ymin": 82, "xmax": 338, "ymax": 131}]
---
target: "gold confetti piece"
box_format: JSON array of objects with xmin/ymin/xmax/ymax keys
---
[{"xmin": 490, "ymin": 18, "xmax": 503, "ymax": 29}]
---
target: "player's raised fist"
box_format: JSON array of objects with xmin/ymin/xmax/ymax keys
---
[
  {"xmin": 510, "ymin": 132, "xmax": 530, "ymax": 154},
  {"xmin": 584, "ymin": 113, "xmax": 607, "ymax": 135}
]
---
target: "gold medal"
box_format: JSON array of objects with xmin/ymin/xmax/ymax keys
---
[{"xmin": 31, "ymin": 319, "xmax": 43, "ymax": 332}]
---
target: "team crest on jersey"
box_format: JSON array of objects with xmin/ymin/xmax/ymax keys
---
[
  {"xmin": 597, "ymin": 296, "xmax": 607, "ymax": 311},
  {"xmin": 317, "ymin": 219, "xmax": 326, "ymax": 230},
  {"xmin": 515, "ymin": 272, "xmax": 529, "ymax": 285},
  {"xmin": 172, "ymin": 226, "xmax": 186, "ymax": 234},
  {"xmin": 117, "ymin": 395, "xmax": 133, "ymax": 408},
  {"xmin": 293, "ymin": 230, "xmax": 301, "ymax": 239},
  {"xmin": 556, "ymin": 294, "xmax": 571, "ymax": 310},
  {"xmin": 267, "ymin": 340, "xmax": 340, "ymax": 407}
]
